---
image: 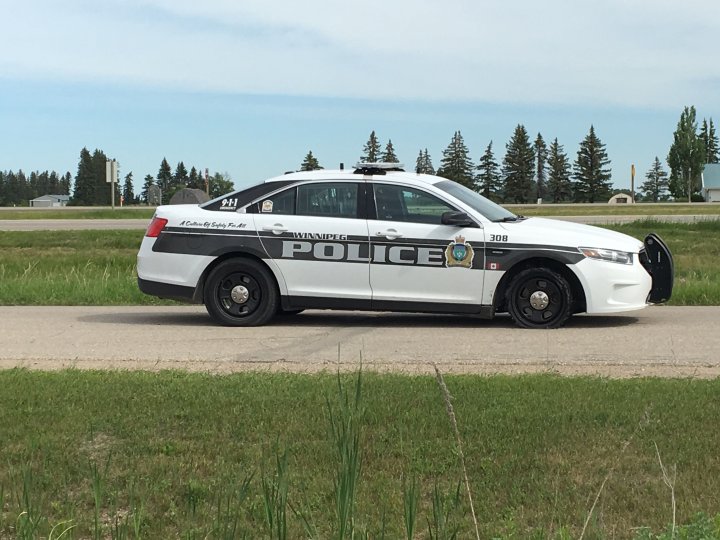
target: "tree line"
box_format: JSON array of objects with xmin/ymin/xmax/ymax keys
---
[
  {"xmin": 2, "ymin": 106, "xmax": 717, "ymax": 206},
  {"xmin": 0, "ymin": 148, "xmax": 236, "ymax": 206},
  {"xmin": 0, "ymin": 170, "xmax": 72, "ymax": 206},
  {"xmin": 299, "ymin": 106, "xmax": 719, "ymax": 203}
]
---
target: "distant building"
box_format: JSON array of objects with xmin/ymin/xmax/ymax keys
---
[
  {"xmin": 29, "ymin": 194, "xmax": 70, "ymax": 207},
  {"xmin": 608, "ymin": 192, "xmax": 633, "ymax": 204},
  {"xmin": 702, "ymin": 164, "xmax": 720, "ymax": 202}
]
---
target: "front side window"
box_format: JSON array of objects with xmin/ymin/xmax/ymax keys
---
[
  {"xmin": 249, "ymin": 182, "xmax": 359, "ymax": 218},
  {"xmin": 374, "ymin": 184, "xmax": 456, "ymax": 224}
]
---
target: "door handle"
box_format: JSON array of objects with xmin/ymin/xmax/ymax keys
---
[
  {"xmin": 376, "ymin": 229, "xmax": 403, "ymax": 240},
  {"xmin": 262, "ymin": 224, "xmax": 288, "ymax": 234}
]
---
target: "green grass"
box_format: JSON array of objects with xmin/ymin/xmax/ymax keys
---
[
  {"xmin": 0, "ymin": 221, "xmax": 718, "ymax": 306},
  {"xmin": 0, "ymin": 207, "xmax": 155, "ymax": 219},
  {"xmin": 0, "ymin": 370, "xmax": 719, "ymax": 538},
  {"xmin": 604, "ymin": 220, "xmax": 720, "ymax": 305},
  {"xmin": 506, "ymin": 203, "xmax": 720, "ymax": 216},
  {"xmin": 0, "ymin": 230, "xmax": 170, "ymax": 305}
]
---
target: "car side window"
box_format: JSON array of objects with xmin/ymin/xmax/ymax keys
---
[
  {"xmin": 250, "ymin": 187, "xmax": 296, "ymax": 215},
  {"xmin": 374, "ymin": 184, "xmax": 456, "ymax": 224},
  {"xmin": 296, "ymin": 183, "xmax": 358, "ymax": 218}
]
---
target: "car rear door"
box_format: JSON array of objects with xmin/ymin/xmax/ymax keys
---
[
  {"xmin": 250, "ymin": 181, "xmax": 372, "ymax": 304},
  {"xmin": 368, "ymin": 182, "xmax": 485, "ymax": 311}
]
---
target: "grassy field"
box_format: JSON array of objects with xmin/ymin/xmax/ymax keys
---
[
  {"xmin": 0, "ymin": 207, "xmax": 155, "ymax": 219},
  {"xmin": 506, "ymin": 203, "xmax": 720, "ymax": 216},
  {"xmin": 0, "ymin": 230, "xmax": 169, "ymax": 305},
  {"xmin": 1, "ymin": 221, "xmax": 718, "ymax": 306},
  {"xmin": 0, "ymin": 370, "xmax": 719, "ymax": 538}
]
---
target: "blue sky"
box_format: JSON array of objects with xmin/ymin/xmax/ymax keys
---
[{"xmin": 1, "ymin": 0, "xmax": 718, "ymax": 192}]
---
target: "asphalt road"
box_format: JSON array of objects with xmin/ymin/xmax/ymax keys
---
[{"xmin": 1, "ymin": 305, "xmax": 717, "ymax": 378}]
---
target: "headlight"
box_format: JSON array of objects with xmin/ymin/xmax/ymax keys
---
[{"xmin": 579, "ymin": 247, "xmax": 633, "ymax": 265}]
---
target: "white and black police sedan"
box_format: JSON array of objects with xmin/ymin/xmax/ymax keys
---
[{"xmin": 137, "ymin": 163, "xmax": 673, "ymax": 329}]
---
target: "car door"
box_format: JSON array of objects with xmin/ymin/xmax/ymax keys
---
[
  {"xmin": 250, "ymin": 181, "xmax": 372, "ymax": 304},
  {"xmin": 369, "ymin": 182, "xmax": 485, "ymax": 310}
]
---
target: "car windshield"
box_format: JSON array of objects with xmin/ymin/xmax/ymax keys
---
[{"xmin": 434, "ymin": 180, "xmax": 518, "ymax": 222}]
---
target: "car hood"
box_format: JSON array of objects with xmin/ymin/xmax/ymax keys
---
[{"xmin": 498, "ymin": 217, "xmax": 644, "ymax": 253}]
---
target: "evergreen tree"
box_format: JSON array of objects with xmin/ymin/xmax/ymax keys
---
[
  {"xmin": 188, "ymin": 167, "xmax": 201, "ymax": 190},
  {"xmin": 476, "ymin": 141, "xmax": 502, "ymax": 201},
  {"xmin": 546, "ymin": 139, "xmax": 573, "ymax": 203},
  {"xmin": 381, "ymin": 140, "xmax": 399, "ymax": 163},
  {"xmin": 415, "ymin": 149, "xmax": 435, "ymax": 174},
  {"xmin": 174, "ymin": 161, "xmax": 189, "ymax": 186},
  {"xmin": 534, "ymin": 133, "xmax": 548, "ymax": 201},
  {"xmin": 667, "ymin": 106, "xmax": 706, "ymax": 201},
  {"xmin": 48, "ymin": 171, "xmax": 59, "ymax": 194},
  {"xmin": 573, "ymin": 126, "xmax": 613, "ymax": 203},
  {"xmin": 300, "ymin": 151, "xmax": 322, "ymax": 171},
  {"xmin": 141, "ymin": 174, "xmax": 154, "ymax": 204},
  {"xmin": 90, "ymin": 149, "xmax": 111, "ymax": 205},
  {"xmin": 72, "ymin": 148, "xmax": 95, "ymax": 205},
  {"xmin": 157, "ymin": 158, "xmax": 173, "ymax": 204},
  {"xmin": 360, "ymin": 131, "xmax": 381, "ymax": 163},
  {"xmin": 122, "ymin": 172, "xmax": 135, "ymax": 205},
  {"xmin": 0, "ymin": 171, "xmax": 5, "ymax": 205},
  {"xmin": 640, "ymin": 157, "xmax": 669, "ymax": 203},
  {"xmin": 437, "ymin": 131, "xmax": 474, "ymax": 188},
  {"xmin": 502, "ymin": 125, "xmax": 535, "ymax": 203},
  {"xmin": 700, "ymin": 118, "xmax": 719, "ymax": 164},
  {"xmin": 60, "ymin": 172, "xmax": 72, "ymax": 196}
]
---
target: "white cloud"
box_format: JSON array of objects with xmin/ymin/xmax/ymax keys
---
[{"xmin": 1, "ymin": 0, "xmax": 719, "ymax": 108}]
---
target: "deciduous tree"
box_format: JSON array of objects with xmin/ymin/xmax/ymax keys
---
[{"xmin": 668, "ymin": 106, "xmax": 706, "ymax": 201}]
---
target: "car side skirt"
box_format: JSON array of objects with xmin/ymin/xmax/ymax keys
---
[{"xmin": 281, "ymin": 295, "xmax": 495, "ymax": 318}]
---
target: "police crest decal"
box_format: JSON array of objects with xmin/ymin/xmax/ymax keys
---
[{"xmin": 445, "ymin": 235, "xmax": 474, "ymax": 268}]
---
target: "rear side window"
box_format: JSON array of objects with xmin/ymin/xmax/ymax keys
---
[{"xmin": 249, "ymin": 182, "xmax": 359, "ymax": 219}]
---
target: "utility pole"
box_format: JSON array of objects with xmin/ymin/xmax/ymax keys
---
[{"xmin": 630, "ymin": 164, "xmax": 636, "ymax": 203}]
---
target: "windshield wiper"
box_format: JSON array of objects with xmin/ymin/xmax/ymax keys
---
[{"xmin": 493, "ymin": 215, "xmax": 525, "ymax": 222}]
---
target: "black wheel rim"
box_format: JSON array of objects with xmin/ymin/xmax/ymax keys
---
[
  {"xmin": 513, "ymin": 276, "xmax": 565, "ymax": 326},
  {"xmin": 216, "ymin": 271, "xmax": 262, "ymax": 318}
]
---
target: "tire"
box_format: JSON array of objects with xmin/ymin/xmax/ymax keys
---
[
  {"xmin": 203, "ymin": 259, "xmax": 278, "ymax": 326},
  {"xmin": 506, "ymin": 267, "xmax": 573, "ymax": 329}
]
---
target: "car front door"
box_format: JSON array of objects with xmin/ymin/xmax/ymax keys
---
[
  {"xmin": 368, "ymin": 183, "xmax": 485, "ymax": 311},
  {"xmin": 250, "ymin": 181, "xmax": 372, "ymax": 305}
]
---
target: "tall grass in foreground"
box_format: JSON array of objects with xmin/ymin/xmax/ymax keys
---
[{"xmin": 2, "ymin": 371, "xmax": 720, "ymax": 537}]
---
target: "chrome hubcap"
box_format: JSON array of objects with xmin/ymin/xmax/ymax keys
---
[
  {"xmin": 230, "ymin": 285, "xmax": 249, "ymax": 304},
  {"xmin": 529, "ymin": 290, "xmax": 550, "ymax": 310}
]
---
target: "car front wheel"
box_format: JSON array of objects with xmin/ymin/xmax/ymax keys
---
[
  {"xmin": 204, "ymin": 259, "xmax": 278, "ymax": 326},
  {"xmin": 507, "ymin": 267, "xmax": 573, "ymax": 329}
]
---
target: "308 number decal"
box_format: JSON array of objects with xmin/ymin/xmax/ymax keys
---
[{"xmin": 489, "ymin": 234, "xmax": 508, "ymax": 242}]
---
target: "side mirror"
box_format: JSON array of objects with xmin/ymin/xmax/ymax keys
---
[{"xmin": 441, "ymin": 211, "xmax": 476, "ymax": 227}]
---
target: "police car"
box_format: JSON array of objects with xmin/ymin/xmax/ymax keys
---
[{"xmin": 137, "ymin": 163, "xmax": 673, "ymax": 329}]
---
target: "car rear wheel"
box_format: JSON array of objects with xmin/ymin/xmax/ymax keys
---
[
  {"xmin": 507, "ymin": 267, "xmax": 572, "ymax": 329},
  {"xmin": 204, "ymin": 259, "xmax": 278, "ymax": 326}
]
